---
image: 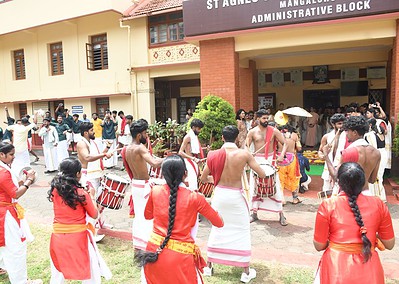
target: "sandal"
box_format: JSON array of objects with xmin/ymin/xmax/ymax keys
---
[
  {"xmin": 279, "ymin": 216, "xmax": 288, "ymax": 226},
  {"xmin": 250, "ymin": 213, "xmax": 259, "ymax": 223},
  {"xmin": 292, "ymin": 198, "xmax": 302, "ymax": 205}
]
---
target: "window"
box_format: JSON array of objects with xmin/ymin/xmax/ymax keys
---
[
  {"xmin": 96, "ymin": 98, "xmax": 109, "ymax": 118},
  {"xmin": 50, "ymin": 42, "xmax": 64, "ymax": 76},
  {"xmin": 19, "ymin": 103, "xmax": 27, "ymax": 118},
  {"xmin": 86, "ymin": 34, "xmax": 108, "ymax": 71},
  {"xmin": 149, "ymin": 11, "xmax": 184, "ymax": 45},
  {"xmin": 13, "ymin": 49, "xmax": 26, "ymax": 80}
]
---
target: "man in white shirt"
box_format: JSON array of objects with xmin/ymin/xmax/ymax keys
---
[
  {"xmin": 7, "ymin": 113, "xmax": 37, "ymax": 176},
  {"xmin": 38, "ymin": 118, "xmax": 59, "ymax": 173}
]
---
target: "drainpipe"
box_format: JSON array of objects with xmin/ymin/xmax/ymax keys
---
[{"xmin": 119, "ymin": 19, "xmax": 138, "ymax": 119}]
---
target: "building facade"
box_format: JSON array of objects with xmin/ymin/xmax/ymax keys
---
[{"xmin": 0, "ymin": 0, "xmax": 133, "ymax": 125}]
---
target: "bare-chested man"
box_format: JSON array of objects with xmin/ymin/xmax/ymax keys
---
[
  {"xmin": 277, "ymin": 124, "xmax": 302, "ymax": 204},
  {"xmin": 178, "ymin": 118, "xmax": 205, "ymax": 191},
  {"xmin": 77, "ymin": 122, "xmax": 112, "ymax": 242},
  {"xmin": 200, "ymin": 125, "xmax": 265, "ymax": 283},
  {"xmin": 246, "ymin": 109, "xmax": 288, "ymax": 226},
  {"xmin": 318, "ymin": 113, "xmax": 346, "ymax": 193},
  {"xmin": 122, "ymin": 119, "xmax": 163, "ymax": 252},
  {"xmin": 323, "ymin": 116, "xmax": 381, "ymax": 196}
]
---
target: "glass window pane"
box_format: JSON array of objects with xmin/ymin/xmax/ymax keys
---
[
  {"xmin": 159, "ymin": 24, "xmax": 167, "ymax": 43},
  {"xmin": 150, "ymin": 26, "xmax": 158, "ymax": 44},
  {"xmin": 169, "ymin": 24, "xmax": 178, "ymax": 41}
]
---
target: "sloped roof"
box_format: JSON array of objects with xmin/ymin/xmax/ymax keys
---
[{"xmin": 123, "ymin": 0, "xmax": 182, "ymax": 18}]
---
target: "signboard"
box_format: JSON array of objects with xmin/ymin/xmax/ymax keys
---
[
  {"xmin": 71, "ymin": 105, "xmax": 83, "ymax": 114},
  {"xmin": 183, "ymin": 0, "xmax": 399, "ymax": 37}
]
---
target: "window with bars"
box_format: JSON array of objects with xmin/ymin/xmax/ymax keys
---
[
  {"xmin": 149, "ymin": 11, "xmax": 184, "ymax": 46},
  {"xmin": 50, "ymin": 42, "xmax": 64, "ymax": 76},
  {"xmin": 86, "ymin": 34, "xmax": 108, "ymax": 71},
  {"xmin": 13, "ymin": 49, "xmax": 26, "ymax": 80}
]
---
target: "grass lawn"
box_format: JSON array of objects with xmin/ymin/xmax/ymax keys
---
[{"xmin": 1, "ymin": 223, "xmax": 398, "ymax": 284}]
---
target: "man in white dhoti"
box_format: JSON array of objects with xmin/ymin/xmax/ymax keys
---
[
  {"xmin": 178, "ymin": 118, "xmax": 205, "ymax": 191},
  {"xmin": 7, "ymin": 114, "xmax": 37, "ymax": 177},
  {"xmin": 318, "ymin": 113, "xmax": 346, "ymax": 192},
  {"xmin": 38, "ymin": 118, "xmax": 59, "ymax": 173},
  {"xmin": 323, "ymin": 116, "xmax": 381, "ymax": 195},
  {"xmin": 53, "ymin": 115, "xmax": 70, "ymax": 166},
  {"xmin": 200, "ymin": 125, "xmax": 266, "ymax": 283},
  {"xmin": 77, "ymin": 122, "xmax": 113, "ymax": 243},
  {"xmin": 365, "ymin": 117, "xmax": 387, "ymax": 201},
  {"xmin": 121, "ymin": 119, "xmax": 163, "ymax": 252},
  {"xmin": 246, "ymin": 109, "xmax": 288, "ymax": 226}
]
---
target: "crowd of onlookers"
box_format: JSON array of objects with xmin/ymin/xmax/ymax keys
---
[{"xmin": 0, "ymin": 103, "xmax": 135, "ymax": 177}]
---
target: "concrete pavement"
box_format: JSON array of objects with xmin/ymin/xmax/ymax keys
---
[{"xmin": 22, "ymin": 152, "xmax": 399, "ymax": 280}]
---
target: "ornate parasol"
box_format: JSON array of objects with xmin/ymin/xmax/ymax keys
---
[{"xmin": 282, "ymin": 107, "xmax": 312, "ymax": 118}]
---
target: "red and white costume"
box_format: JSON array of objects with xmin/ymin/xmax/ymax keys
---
[
  {"xmin": 49, "ymin": 188, "xmax": 112, "ymax": 283},
  {"xmin": 249, "ymin": 126, "xmax": 283, "ymax": 213},
  {"xmin": 184, "ymin": 129, "xmax": 204, "ymax": 191},
  {"xmin": 143, "ymin": 183, "xmax": 223, "ymax": 283},
  {"xmin": 314, "ymin": 193, "xmax": 394, "ymax": 283},
  {"xmin": 206, "ymin": 143, "xmax": 252, "ymax": 268},
  {"xmin": 0, "ymin": 161, "xmax": 34, "ymax": 284}
]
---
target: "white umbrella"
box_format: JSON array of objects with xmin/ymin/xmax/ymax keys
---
[{"xmin": 282, "ymin": 107, "xmax": 312, "ymax": 118}]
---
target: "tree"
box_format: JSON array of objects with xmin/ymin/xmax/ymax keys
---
[{"xmin": 191, "ymin": 95, "xmax": 236, "ymax": 149}]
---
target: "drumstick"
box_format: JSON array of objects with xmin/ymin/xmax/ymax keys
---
[
  {"xmin": 104, "ymin": 147, "xmax": 123, "ymax": 159},
  {"xmin": 253, "ymin": 143, "xmax": 268, "ymax": 155},
  {"xmin": 327, "ymin": 129, "xmax": 343, "ymax": 147}
]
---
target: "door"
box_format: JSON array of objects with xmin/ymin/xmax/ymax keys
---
[{"xmin": 303, "ymin": 90, "xmax": 340, "ymax": 110}]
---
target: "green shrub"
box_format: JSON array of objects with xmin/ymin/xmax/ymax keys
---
[{"xmin": 190, "ymin": 95, "xmax": 236, "ymax": 149}]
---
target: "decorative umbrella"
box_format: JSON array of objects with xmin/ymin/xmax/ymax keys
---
[
  {"xmin": 282, "ymin": 107, "xmax": 312, "ymax": 118},
  {"xmin": 274, "ymin": 111, "xmax": 289, "ymax": 126}
]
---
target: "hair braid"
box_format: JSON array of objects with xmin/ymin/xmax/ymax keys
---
[
  {"xmin": 135, "ymin": 155, "xmax": 186, "ymax": 267},
  {"xmin": 348, "ymin": 195, "xmax": 372, "ymax": 262},
  {"xmin": 158, "ymin": 179, "xmax": 179, "ymax": 252}
]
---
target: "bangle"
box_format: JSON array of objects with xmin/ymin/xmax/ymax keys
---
[
  {"xmin": 22, "ymin": 184, "xmax": 29, "ymax": 190},
  {"xmin": 106, "ymin": 146, "xmax": 111, "ymax": 149}
]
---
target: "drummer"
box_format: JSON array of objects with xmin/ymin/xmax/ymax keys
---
[
  {"xmin": 121, "ymin": 119, "xmax": 163, "ymax": 252},
  {"xmin": 77, "ymin": 122, "xmax": 112, "ymax": 243},
  {"xmin": 178, "ymin": 118, "xmax": 205, "ymax": 191},
  {"xmin": 246, "ymin": 109, "xmax": 288, "ymax": 226},
  {"xmin": 200, "ymin": 125, "xmax": 266, "ymax": 283}
]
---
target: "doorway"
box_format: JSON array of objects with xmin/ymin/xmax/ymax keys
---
[{"xmin": 303, "ymin": 90, "xmax": 340, "ymax": 110}]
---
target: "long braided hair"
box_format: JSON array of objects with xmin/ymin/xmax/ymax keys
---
[
  {"xmin": 337, "ymin": 162, "xmax": 372, "ymax": 262},
  {"xmin": 135, "ymin": 155, "xmax": 186, "ymax": 266},
  {"xmin": 47, "ymin": 157, "xmax": 86, "ymax": 209}
]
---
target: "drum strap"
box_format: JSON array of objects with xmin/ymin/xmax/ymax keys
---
[
  {"xmin": 264, "ymin": 126, "xmax": 277, "ymax": 165},
  {"xmin": 187, "ymin": 159, "xmax": 199, "ymax": 177}
]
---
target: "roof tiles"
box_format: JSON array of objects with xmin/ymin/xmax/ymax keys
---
[{"xmin": 124, "ymin": 0, "xmax": 183, "ymax": 18}]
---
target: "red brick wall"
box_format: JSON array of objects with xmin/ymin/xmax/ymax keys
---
[
  {"xmin": 239, "ymin": 60, "xmax": 258, "ymax": 112},
  {"xmin": 391, "ymin": 20, "xmax": 399, "ymax": 124},
  {"xmin": 200, "ymin": 38, "xmax": 239, "ymax": 110}
]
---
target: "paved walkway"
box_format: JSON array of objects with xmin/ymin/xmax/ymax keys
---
[{"xmin": 22, "ymin": 152, "xmax": 399, "ymax": 279}]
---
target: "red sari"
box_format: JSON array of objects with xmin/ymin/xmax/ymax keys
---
[
  {"xmin": 314, "ymin": 193, "xmax": 394, "ymax": 284},
  {"xmin": 144, "ymin": 185, "xmax": 224, "ymax": 284},
  {"xmin": 50, "ymin": 188, "xmax": 97, "ymax": 280}
]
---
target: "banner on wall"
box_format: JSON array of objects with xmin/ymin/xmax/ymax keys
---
[{"xmin": 183, "ymin": 0, "xmax": 399, "ymax": 37}]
